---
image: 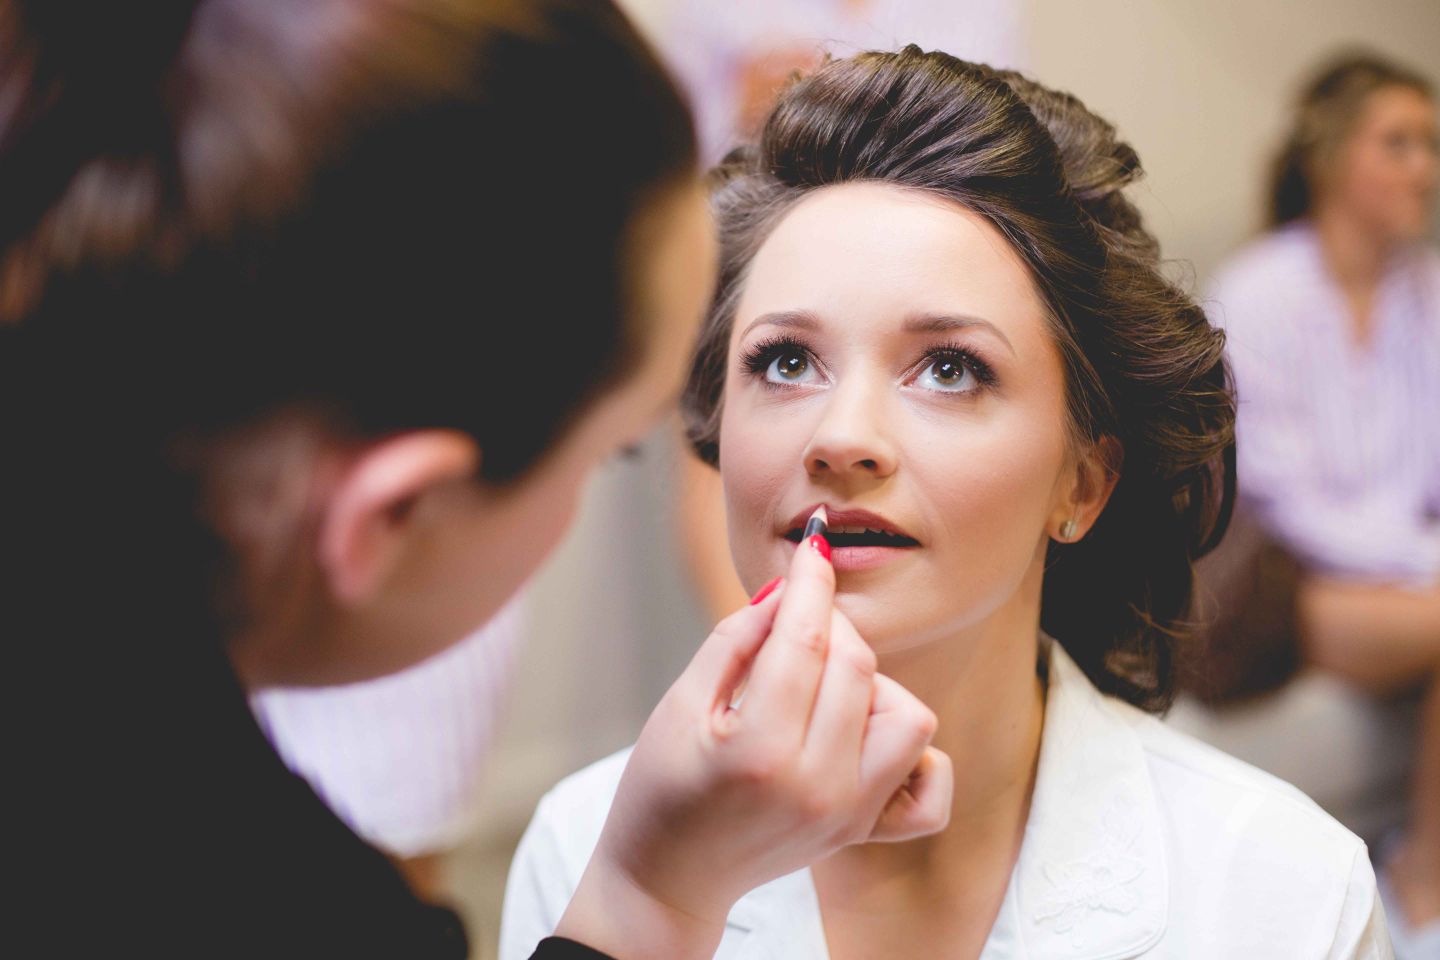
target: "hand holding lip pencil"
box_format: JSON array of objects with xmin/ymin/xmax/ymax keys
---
[{"xmin": 556, "ymin": 506, "xmax": 954, "ymax": 960}]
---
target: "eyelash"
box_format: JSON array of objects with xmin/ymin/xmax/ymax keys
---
[
  {"xmin": 739, "ymin": 334, "xmax": 805, "ymax": 379},
  {"xmin": 738, "ymin": 334, "xmax": 998, "ymax": 391}
]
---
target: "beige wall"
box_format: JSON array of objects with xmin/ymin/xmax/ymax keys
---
[{"xmin": 1026, "ymin": 0, "xmax": 1439, "ymax": 284}]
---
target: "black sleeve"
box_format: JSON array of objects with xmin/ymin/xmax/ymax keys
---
[
  {"xmin": 28, "ymin": 625, "xmax": 472, "ymax": 959},
  {"xmin": 530, "ymin": 937, "xmax": 619, "ymax": 959}
]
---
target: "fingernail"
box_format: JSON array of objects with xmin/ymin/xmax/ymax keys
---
[
  {"xmin": 808, "ymin": 534, "xmax": 831, "ymax": 562},
  {"xmin": 749, "ymin": 576, "xmax": 783, "ymax": 605}
]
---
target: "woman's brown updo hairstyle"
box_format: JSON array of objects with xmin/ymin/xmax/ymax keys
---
[{"xmin": 682, "ymin": 47, "xmax": 1235, "ymax": 712}]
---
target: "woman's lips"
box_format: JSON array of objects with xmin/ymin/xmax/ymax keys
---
[
  {"xmin": 778, "ymin": 532, "xmax": 917, "ymax": 571},
  {"xmin": 782, "ymin": 505, "xmax": 920, "ymax": 544},
  {"xmin": 780, "ymin": 505, "xmax": 920, "ymax": 572},
  {"xmin": 824, "ymin": 543, "xmax": 916, "ymax": 572}
]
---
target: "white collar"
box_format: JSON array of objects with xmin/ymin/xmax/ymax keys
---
[{"xmin": 725, "ymin": 640, "xmax": 1169, "ymax": 960}]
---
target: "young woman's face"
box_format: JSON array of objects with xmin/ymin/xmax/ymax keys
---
[
  {"xmin": 1327, "ymin": 85, "xmax": 1438, "ymax": 242},
  {"xmin": 719, "ymin": 183, "xmax": 1077, "ymax": 654}
]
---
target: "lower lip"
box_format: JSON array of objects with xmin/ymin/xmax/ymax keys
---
[{"xmin": 825, "ymin": 543, "xmax": 917, "ymax": 571}]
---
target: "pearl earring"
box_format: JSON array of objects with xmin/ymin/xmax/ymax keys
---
[{"xmin": 1059, "ymin": 519, "xmax": 1078, "ymax": 541}]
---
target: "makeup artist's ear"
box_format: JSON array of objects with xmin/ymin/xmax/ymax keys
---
[
  {"xmin": 317, "ymin": 430, "xmax": 481, "ymax": 604},
  {"xmin": 1049, "ymin": 436, "xmax": 1121, "ymax": 542}
]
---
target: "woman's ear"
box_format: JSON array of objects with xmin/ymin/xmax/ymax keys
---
[
  {"xmin": 1050, "ymin": 436, "xmax": 1122, "ymax": 542},
  {"xmin": 317, "ymin": 430, "xmax": 481, "ymax": 604}
]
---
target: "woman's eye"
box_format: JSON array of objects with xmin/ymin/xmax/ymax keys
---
[
  {"xmin": 917, "ymin": 356, "xmax": 978, "ymax": 393},
  {"xmin": 765, "ymin": 351, "xmax": 815, "ymax": 384}
]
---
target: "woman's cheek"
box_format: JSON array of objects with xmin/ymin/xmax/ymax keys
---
[
  {"xmin": 922, "ymin": 433, "xmax": 1058, "ymax": 585},
  {"xmin": 718, "ymin": 405, "xmax": 795, "ymax": 592}
]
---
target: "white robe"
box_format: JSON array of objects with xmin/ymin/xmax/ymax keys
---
[{"xmin": 500, "ymin": 639, "xmax": 1392, "ymax": 959}]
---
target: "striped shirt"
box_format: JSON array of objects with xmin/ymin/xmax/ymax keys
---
[{"xmin": 1207, "ymin": 222, "xmax": 1440, "ymax": 585}]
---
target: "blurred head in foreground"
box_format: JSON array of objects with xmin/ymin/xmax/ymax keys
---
[{"xmin": 1, "ymin": 0, "xmax": 714, "ymax": 684}]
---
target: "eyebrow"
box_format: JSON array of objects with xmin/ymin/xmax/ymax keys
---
[
  {"xmin": 738, "ymin": 310, "xmax": 820, "ymax": 339},
  {"xmin": 740, "ymin": 310, "xmax": 1016, "ymax": 356},
  {"xmin": 902, "ymin": 313, "xmax": 1016, "ymax": 356}
]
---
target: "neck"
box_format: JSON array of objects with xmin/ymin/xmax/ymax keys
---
[
  {"xmin": 817, "ymin": 556, "xmax": 1048, "ymax": 897},
  {"xmin": 1311, "ymin": 204, "xmax": 1396, "ymax": 293}
]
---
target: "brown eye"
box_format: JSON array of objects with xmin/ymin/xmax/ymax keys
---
[
  {"xmin": 764, "ymin": 350, "xmax": 815, "ymax": 384},
  {"xmin": 741, "ymin": 337, "xmax": 821, "ymax": 386},
  {"xmin": 775, "ymin": 353, "xmax": 808, "ymax": 379},
  {"xmin": 932, "ymin": 359, "xmax": 964, "ymax": 385},
  {"xmin": 921, "ymin": 356, "xmax": 979, "ymax": 394}
]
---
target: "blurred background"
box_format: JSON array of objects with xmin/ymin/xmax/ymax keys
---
[{"xmin": 251, "ymin": 2, "xmax": 1439, "ymax": 957}]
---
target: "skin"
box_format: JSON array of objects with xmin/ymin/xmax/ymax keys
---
[
  {"xmin": 1313, "ymin": 85, "xmax": 1438, "ymax": 343},
  {"xmin": 718, "ymin": 182, "xmax": 1115, "ymax": 956},
  {"xmin": 1304, "ymin": 85, "xmax": 1440, "ymax": 928},
  {"xmin": 676, "ymin": 446, "xmax": 751, "ymax": 619}
]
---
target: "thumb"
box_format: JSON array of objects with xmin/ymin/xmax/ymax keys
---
[
  {"xmin": 868, "ymin": 746, "xmax": 953, "ymax": 843},
  {"xmin": 856, "ymin": 672, "xmax": 949, "ymax": 842}
]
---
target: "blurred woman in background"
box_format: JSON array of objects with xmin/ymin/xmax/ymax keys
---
[{"xmin": 1208, "ymin": 51, "xmax": 1439, "ymax": 955}]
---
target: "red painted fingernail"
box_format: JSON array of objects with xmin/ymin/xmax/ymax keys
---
[
  {"xmin": 749, "ymin": 576, "xmax": 783, "ymax": 605},
  {"xmin": 808, "ymin": 534, "xmax": 831, "ymax": 562}
]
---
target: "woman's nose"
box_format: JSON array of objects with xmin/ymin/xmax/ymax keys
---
[{"xmin": 802, "ymin": 385, "xmax": 898, "ymax": 480}]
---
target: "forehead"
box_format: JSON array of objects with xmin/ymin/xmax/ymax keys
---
[
  {"xmin": 735, "ymin": 182, "xmax": 1047, "ymax": 342},
  {"xmin": 1358, "ymin": 85, "xmax": 1435, "ymax": 130}
]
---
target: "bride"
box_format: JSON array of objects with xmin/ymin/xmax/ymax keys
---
[{"xmin": 501, "ymin": 48, "xmax": 1391, "ymax": 959}]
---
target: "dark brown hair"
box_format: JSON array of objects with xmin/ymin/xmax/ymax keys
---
[
  {"xmin": 2, "ymin": 0, "xmax": 695, "ymax": 478},
  {"xmin": 1269, "ymin": 49, "xmax": 1433, "ymax": 226},
  {"xmin": 681, "ymin": 47, "xmax": 1235, "ymax": 712},
  {"xmin": 4, "ymin": 4, "xmax": 695, "ymax": 942},
  {"xmin": 3, "ymin": 0, "xmax": 693, "ymax": 675}
]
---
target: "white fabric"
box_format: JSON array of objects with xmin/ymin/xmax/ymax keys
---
[
  {"xmin": 250, "ymin": 595, "xmax": 523, "ymax": 856},
  {"xmin": 500, "ymin": 640, "xmax": 1393, "ymax": 959},
  {"xmin": 1207, "ymin": 224, "xmax": 1440, "ymax": 586},
  {"xmin": 1165, "ymin": 675, "xmax": 1414, "ymax": 848}
]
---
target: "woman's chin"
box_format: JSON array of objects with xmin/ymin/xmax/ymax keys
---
[{"xmin": 831, "ymin": 592, "xmax": 919, "ymax": 652}]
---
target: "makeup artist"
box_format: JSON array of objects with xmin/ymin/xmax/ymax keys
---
[{"xmin": 2, "ymin": 1, "xmax": 950, "ymax": 957}]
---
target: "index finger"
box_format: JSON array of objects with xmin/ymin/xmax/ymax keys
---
[{"xmin": 735, "ymin": 531, "xmax": 835, "ymax": 746}]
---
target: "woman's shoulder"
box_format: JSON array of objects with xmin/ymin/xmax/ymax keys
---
[
  {"xmin": 499, "ymin": 748, "xmax": 633, "ymax": 960},
  {"xmin": 525, "ymin": 746, "xmax": 632, "ymax": 868},
  {"xmin": 1034, "ymin": 644, "xmax": 1384, "ymax": 955},
  {"xmin": 1116, "ymin": 697, "xmax": 1373, "ymax": 887},
  {"xmin": 1080, "ymin": 696, "xmax": 1387, "ymax": 956},
  {"xmin": 1050, "ymin": 641, "xmax": 1359, "ymax": 860},
  {"xmin": 1204, "ymin": 224, "xmax": 1327, "ymax": 335},
  {"xmin": 1209, "ymin": 224, "xmax": 1319, "ymax": 293}
]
